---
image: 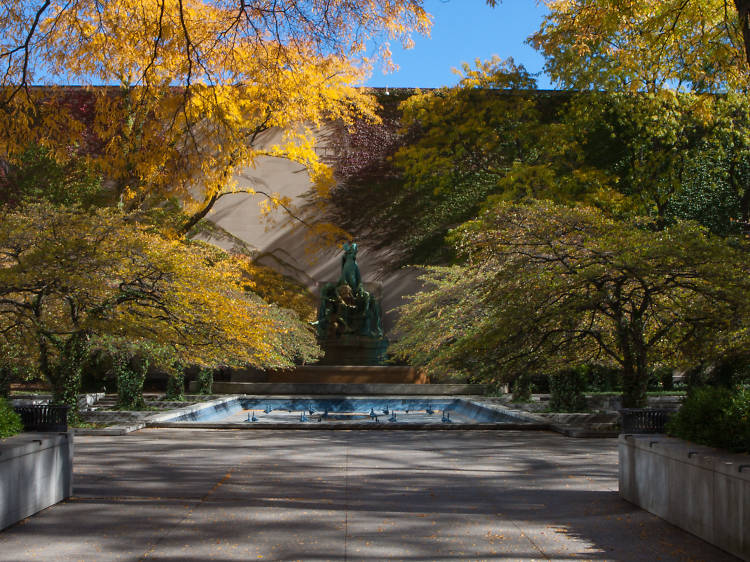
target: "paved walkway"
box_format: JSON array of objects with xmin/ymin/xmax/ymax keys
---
[{"xmin": 0, "ymin": 429, "xmax": 737, "ymax": 561}]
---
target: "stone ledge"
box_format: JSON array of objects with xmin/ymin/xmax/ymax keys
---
[
  {"xmin": 74, "ymin": 423, "xmax": 145, "ymax": 436},
  {"xmin": 225, "ymin": 365, "xmax": 427, "ymax": 384},
  {"xmin": 552, "ymin": 424, "xmax": 619, "ymax": 438},
  {"xmin": 11, "ymin": 393, "xmax": 105, "ymax": 408}
]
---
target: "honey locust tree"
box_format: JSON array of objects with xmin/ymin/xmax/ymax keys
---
[
  {"xmin": 530, "ymin": 0, "xmax": 750, "ymax": 92},
  {"xmin": 0, "ymin": 201, "xmax": 320, "ymax": 414},
  {"xmin": 391, "ymin": 201, "xmax": 750, "ymax": 408},
  {"xmin": 0, "ymin": 1, "xmax": 430, "ymax": 232}
]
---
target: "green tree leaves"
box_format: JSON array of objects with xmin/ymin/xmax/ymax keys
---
[{"xmin": 393, "ymin": 201, "xmax": 750, "ymax": 407}]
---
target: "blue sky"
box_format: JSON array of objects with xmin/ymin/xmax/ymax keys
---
[{"xmin": 363, "ymin": 0, "xmax": 552, "ymax": 89}]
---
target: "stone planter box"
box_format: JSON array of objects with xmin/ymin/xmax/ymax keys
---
[
  {"xmin": 619, "ymin": 434, "xmax": 750, "ymax": 560},
  {"xmin": 0, "ymin": 431, "xmax": 74, "ymax": 530}
]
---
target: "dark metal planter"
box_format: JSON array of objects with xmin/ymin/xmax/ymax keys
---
[
  {"xmin": 619, "ymin": 408, "xmax": 672, "ymax": 434},
  {"xmin": 13, "ymin": 404, "xmax": 70, "ymax": 432}
]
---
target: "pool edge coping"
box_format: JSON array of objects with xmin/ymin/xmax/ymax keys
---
[{"xmin": 75, "ymin": 395, "xmax": 619, "ymax": 438}]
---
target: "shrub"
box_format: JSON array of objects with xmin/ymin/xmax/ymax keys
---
[
  {"xmin": 512, "ymin": 374, "xmax": 532, "ymax": 402},
  {"xmin": 585, "ymin": 364, "xmax": 621, "ymax": 392},
  {"xmin": 529, "ymin": 373, "xmax": 550, "ymax": 394},
  {"xmin": 549, "ymin": 369, "xmax": 588, "ymax": 412},
  {"xmin": 0, "ymin": 398, "xmax": 23, "ymax": 438},
  {"xmin": 685, "ymin": 357, "xmax": 750, "ymax": 389},
  {"xmin": 723, "ymin": 387, "xmax": 750, "ymax": 452},
  {"xmin": 196, "ymin": 368, "xmax": 213, "ymax": 395},
  {"xmin": 667, "ymin": 386, "xmax": 750, "ymax": 453},
  {"xmin": 649, "ymin": 366, "xmax": 674, "ymax": 391},
  {"xmin": 165, "ymin": 372, "xmax": 185, "ymax": 401}
]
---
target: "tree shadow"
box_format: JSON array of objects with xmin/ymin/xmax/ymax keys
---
[{"xmin": 0, "ymin": 429, "xmax": 738, "ymax": 561}]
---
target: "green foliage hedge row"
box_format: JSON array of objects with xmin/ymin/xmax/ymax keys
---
[
  {"xmin": 667, "ymin": 386, "xmax": 750, "ymax": 453},
  {"xmin": 0, "ymin": 398, "xmax": 23, "ymax": 439},
  {"xmin": 549, "ymin": 370, "xmax": 588, "ymax": 412}
]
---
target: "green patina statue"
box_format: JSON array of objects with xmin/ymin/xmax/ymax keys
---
[{"xmin": 314, "ymin": 242, "xmax": 383, "ymax": 340}]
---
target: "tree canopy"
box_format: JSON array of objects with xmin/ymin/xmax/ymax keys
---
[
  {"xmin": 531, "ymin": 0, "xmax": 750, "ymax": 92},
  {"xmin": 0, "ymin": 1, "xmax": 431, "ymax": 230},
  {"xmin": 392, "ymin": 201, "xmax": 750, "ymax": 407},
  {"xmin": 0, "ymin": 201, "xmax": 320, "ymax": 405}
]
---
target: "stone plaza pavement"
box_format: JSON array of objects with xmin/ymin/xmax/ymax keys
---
[{"xmin": 0, "ymin": 429, "xmax": 738, "ymax": 561}]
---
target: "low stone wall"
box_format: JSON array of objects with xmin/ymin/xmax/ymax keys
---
[
  {"xmin": 525, "ymin": 394, "xmax": 683, "ymax": 412},
  {"xmin": 619, "ymin": 434, "xmax": 750, "ymax": 560},
  {"xmin": 588, "ymin": 394, "xmax": 683, "ymax": 411},
  {"xmin": 0, "ymin": 431, "xmax": 74, "ymax": 530}
]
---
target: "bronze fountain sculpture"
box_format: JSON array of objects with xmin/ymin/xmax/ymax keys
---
[{"xmin": 312, "ymin": 242, "xmax": 386, "ymax": 364}]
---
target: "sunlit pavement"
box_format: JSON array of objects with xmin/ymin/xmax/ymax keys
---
[{"xmin": 0, "ymin": 429, "xmax": 737, "ymax": 561}]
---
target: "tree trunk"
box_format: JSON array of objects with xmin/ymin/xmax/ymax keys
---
[
  {"xmin": 734, "ymin": 1, "xmax": 750, "ymax": 71},
  {"xmin": 621, "ymin": 362, "xmax": 649, "ymax": 408},
  {"xmin": 740, "ymin": 179, "xmax": 750, "ymax": 224},
  {"xmin": 180, "ymin": 190, "xmax": 220, "ymax": 235},
  {"xmin": 0, "ymin": 366, "xmax": 11, "ymax": 398},
  {"xmin": 617, "ymin": 320, "xmax": 649, "ymax": 408}
]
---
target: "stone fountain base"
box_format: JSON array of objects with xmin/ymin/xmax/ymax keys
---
[{"xmin": 224, "ymin": 364, "xmax": 425, "ymax": 384}]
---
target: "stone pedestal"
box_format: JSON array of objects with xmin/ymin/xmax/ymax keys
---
[{"xmin": 316, "ymin": 335, "xmax": 389, "ymax": 366}]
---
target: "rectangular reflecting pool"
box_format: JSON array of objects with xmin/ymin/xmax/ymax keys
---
[{"xmin": 148, "ymin": 396, "xmax": 547, "ymax": 429}]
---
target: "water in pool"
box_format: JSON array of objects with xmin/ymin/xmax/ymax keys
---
[{"xmin": 169, "ymin": 397, "xmax": 528, "ymax": 425}]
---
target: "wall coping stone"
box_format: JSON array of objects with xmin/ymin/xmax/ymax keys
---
[
  {"xmin": 621, "ymin": 435, "xmax": 750, "ymax": 480},
  {"xmin": 0, "ymin": 431, "xmax": 72, "ymax": 460},
  {"xmin": 146, "ymin": 395, "xmax": 240, "ymax": 423}
]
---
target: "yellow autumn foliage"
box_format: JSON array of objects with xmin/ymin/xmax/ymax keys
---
[
  {"xmin": 532, "ymin": 0, "xmax": 749, "ymax": 92},
  {"xmin": 0, "ymin": 202, "xmax": 321, "ymax": 378},
  {"xmin": 0, "ymin": 1, "xmax": 431, "ymax": 227}
]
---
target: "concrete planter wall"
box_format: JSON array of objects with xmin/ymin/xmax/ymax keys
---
[
  {"xmin": 619, "ymin": 434, "xmax": 750, "ymax": 561},
  {"xmin": 0, "ymin": 431, "xmax": 74, "ymax": 530}
]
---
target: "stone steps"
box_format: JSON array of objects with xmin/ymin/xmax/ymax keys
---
[
  {"xmin": 201, "ymin": 382, "xmax": 486, "ymax": 396},
  {"xmin": 224, "ymin": 365, "xmax": 427, "ymax": 384}
]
